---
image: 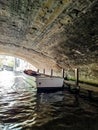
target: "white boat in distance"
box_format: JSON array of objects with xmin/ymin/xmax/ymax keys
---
[{"xmin": 23, "ymin": 69, "xmax": 64, "ymax": 90}]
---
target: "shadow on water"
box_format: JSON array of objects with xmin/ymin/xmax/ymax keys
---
[{"xmin": 0, "ymin": 71, "xmax": 98, "ymax": 130}]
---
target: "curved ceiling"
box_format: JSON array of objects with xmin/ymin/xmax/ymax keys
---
[{"xmin": 0, "ymin": 0, "xmax": 98, "ymax": 73}]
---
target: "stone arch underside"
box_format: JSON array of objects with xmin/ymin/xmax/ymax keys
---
[
  {"xmin": 0, "ymin": 0, "xmax": 98, "ymax": 80},
  {"xmin": 0, "ymin": 43, "xmax": 61, "ymax": 72}
]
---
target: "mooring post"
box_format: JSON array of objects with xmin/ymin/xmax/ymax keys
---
[
  {"xmin": 37, "ymin": 69, "xmax": 39, "ymax": 73},
  {"xmin": 62, "ymin": 68, "xmax": 65, "ymax": 78},
  {"xmin": 75, "ymin": 68, "xmax": 79, "ymax": 86},
  {"xmin": 51, "ymin": 69, "xmax": 53, "ymax": 77},
  {"xmin": 43, "ymin": 69, "xmax": 45, "ymax": 74}
]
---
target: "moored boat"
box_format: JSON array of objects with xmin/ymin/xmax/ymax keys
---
[{"xmin": 23, "ymin": 69, "xmax": 64, "ymax": 90}]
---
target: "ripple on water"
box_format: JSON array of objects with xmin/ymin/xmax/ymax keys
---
[{"xmin": 0, "ymin": 72, "xmax": 98, "ymax": 130}]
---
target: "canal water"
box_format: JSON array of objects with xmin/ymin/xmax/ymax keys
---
[{"xmin": 0, "ymin": 71, "xmax": 98, "ymax": 130}]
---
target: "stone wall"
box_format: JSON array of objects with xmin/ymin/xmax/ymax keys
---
[{"xmin": 0, "ymin": 0, "xmax": 98, "ymax": 83}]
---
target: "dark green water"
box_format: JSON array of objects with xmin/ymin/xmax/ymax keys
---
[{"xmin": 0, "ymin": 71, "xmax": 98, "ymax": 130}]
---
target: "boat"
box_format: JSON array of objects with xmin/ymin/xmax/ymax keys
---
[{"xmin": 23, "ymin": 69, "xmax": 64, "ymax": 91}]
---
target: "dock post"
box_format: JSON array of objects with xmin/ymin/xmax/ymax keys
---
[
  {"xmin": 43, "ymin": 69, "xmax": 45, "ymax": 74},
  {"xmin": 75, "ymin": 68, "xmax": 79, "ymax": 86},
  {"xmin": 37, "ymin": 69, "xmax": 39, "ymax": 73},
  {"xmin": 62, "ymin": 69, "xmax": 65, "ymax": 78},
  {"xmin": 51, "ymin": 69, "xmax": 53, "ymax": 77}
]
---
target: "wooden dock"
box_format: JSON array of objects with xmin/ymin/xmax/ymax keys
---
[
  {"xmin": 64, "ymin": 80, "xmax": 98, "ymax": 100},
  {"xmin": 64, "ymin": 80, "xmax": 98, "ymax": 92}
]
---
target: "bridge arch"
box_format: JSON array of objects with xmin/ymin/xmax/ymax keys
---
[{"xmin": 0, "ymin": 44, "xmax": 62, "ymax": 73}]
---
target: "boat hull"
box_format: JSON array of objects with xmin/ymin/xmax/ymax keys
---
[
  {"xmin": 23, "ymin": 73, "xmax": 64, "ymax": 89},
  {"xmin": 36, "ymin": 77, "xmax": 64, "ymax": 88}
]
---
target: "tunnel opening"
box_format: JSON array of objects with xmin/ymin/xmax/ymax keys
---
[
  {"xmin": 0, "ymin": 54, "xmax": 38, "ymax": 92},
  {"xmin": 0, "ymin": 55, "xmax": 37, "ymax": 72}
]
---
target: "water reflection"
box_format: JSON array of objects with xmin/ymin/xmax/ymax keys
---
[
  {"xmin": 0, "ymin": 71, "xmax": 98, "ymax": 130},
  {"xmin": 0, "ymin": 71, "xmax": 37, "ymax": 129}
]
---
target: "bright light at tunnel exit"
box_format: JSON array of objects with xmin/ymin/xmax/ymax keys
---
[
  {"xmin": 0, "ymin": 55, "xmax": 37, "ymax": 92},
  {"xmin": 0, "ymin": 55, "xmax": 37, "ymax": 72}
]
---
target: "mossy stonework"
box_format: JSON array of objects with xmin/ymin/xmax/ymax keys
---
[{"xmin": 0, "ymin": 0, "xmax": 98, "ymax": 83}]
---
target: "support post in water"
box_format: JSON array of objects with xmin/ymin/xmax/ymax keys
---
[
  {"xmin": 43, "ymin": 69, "xmax": 45, "ymax": 74},
  {"xmin": 62, "ymin": 69, "xmax": 65, "ymax": 78},
  {"xmin": 75, "ymin": 68, "xmax": 79, "ymax": 86},
  {"xmin": 51, "ymin": 69, "xmax": 53, "ymax": 77},
  {"xmin": 37, "ymin": 69, "xmax": 39, "ymax": 73}
]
